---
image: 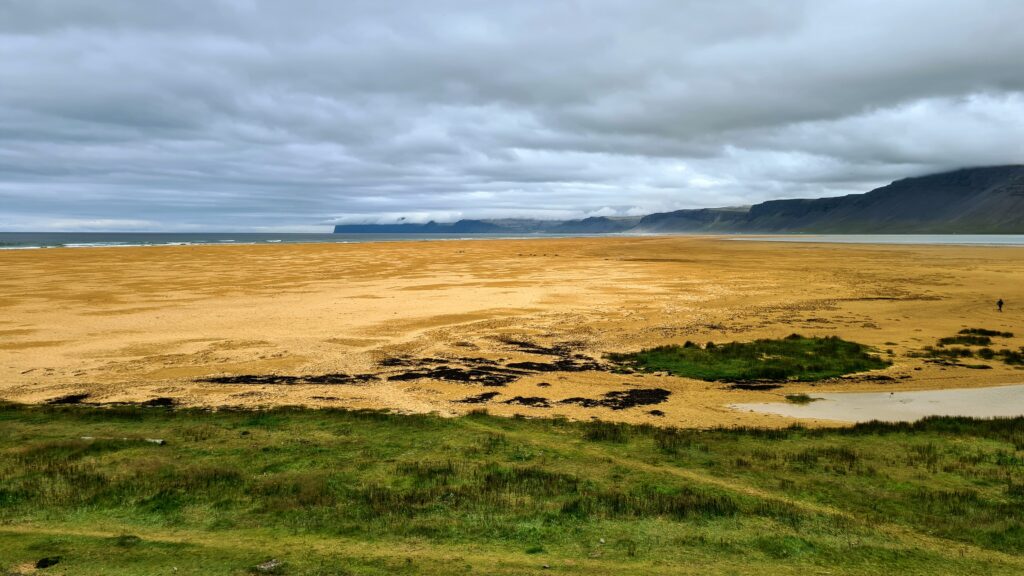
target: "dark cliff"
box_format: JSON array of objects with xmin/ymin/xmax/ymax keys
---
[
  {"xmin": 633, "ymin": 165, "xmax": 1024, "ymax": 233},
  {"xmin": 335, "ymin": 166, "xmax": 1024, "ymax": 234}
]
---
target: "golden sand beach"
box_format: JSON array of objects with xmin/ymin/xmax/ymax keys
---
[{"xmin": 1, "ymin": 236, "xmax": 1020, "ymax": 427}]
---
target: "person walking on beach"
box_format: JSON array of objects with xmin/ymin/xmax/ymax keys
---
[{"xmin": 997, "ymin": 298, "xmax": 1004, "ymax": 312}]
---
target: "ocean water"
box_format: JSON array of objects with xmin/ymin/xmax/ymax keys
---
[
  {"xmin": 2, "ymin": 232, "xmax": 1024, "ymax": 250},
  {"xmin": 0, "ymin": 232, "xmax": 586, "ymax": 250}
]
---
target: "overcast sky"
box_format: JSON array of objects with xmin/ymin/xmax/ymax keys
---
[{"xmin": 2, "ymin": 0, "xmax": 1023, "ymax": 231}]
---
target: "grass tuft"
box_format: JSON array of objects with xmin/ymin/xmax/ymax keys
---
[
  {"xmin": 784, "ymin": 394, "xmax": 820, "ymax": 404},
  {"xmin": 959, "ymin": 328, "xmax": 1014, "ymax": 338},
  {"xmin": 609, "ymin": 335, "xmax": 889, "ymax": 382},
  {"xmin": 938, "ymin": 335, "xmax": 993, "ymax": 346}
]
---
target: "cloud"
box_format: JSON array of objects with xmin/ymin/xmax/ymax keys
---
[{"xmin": 0, "ymin": 0, "xmax": 1022, "ymax": 230}]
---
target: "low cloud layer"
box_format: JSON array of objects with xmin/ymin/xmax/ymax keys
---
[{"xmin": 2, "ymin": 0, "xmax": 1023, "ymax": 231}]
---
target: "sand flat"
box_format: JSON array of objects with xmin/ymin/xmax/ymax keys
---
[{"xmin": 0, "ymin": 236, "xmax": 1021, "ymax": 427}]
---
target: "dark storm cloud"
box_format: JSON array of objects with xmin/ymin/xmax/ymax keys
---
[{"xmin": 1, "ymin": 0, "xmax": 1022, "ymax": 230}]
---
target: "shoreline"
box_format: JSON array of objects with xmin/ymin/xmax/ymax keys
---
[
  {"xmin": 0, "ymin": 231, "xmax": 623, "ymax": 251},
  {"xmin": 3, "ymin": 231, "xmax": 1024, "ymax": 251}
]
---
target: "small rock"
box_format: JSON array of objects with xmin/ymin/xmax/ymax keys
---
[
  {"xmin": 145, "ymin": 438, "xmax": 166, "ymax": 446},
  {"xmin": 254, "ymin": 559, "xmax": 283, "ymax": 573}
]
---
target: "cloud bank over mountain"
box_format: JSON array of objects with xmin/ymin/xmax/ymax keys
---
[{"xmin": 1, "ymin": 0, "xmax": 1023, "ymax": 231}]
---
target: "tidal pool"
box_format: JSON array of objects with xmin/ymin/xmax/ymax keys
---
[{"xmin": 732, "ymin": 384, "xmax": 1024, "ymax": 423}]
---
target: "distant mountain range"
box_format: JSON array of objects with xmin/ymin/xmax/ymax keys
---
[{"xmin": 334, "ymin": 165, "xmax": 1024, "ymax": 235}]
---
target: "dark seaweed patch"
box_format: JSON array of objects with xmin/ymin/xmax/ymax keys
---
[
  {"xmin": 498, "ymin": 338, "xmax": 584, "ymax": 357},
  {"xmin": 456, "ymin": 391, "xmax": 501, "ymax": 404},
  {"xmin": 602, "ymin": 388, "xmax": 671, "ymax": 409},
  {"xmin": 303, "ymin": 373, "xmax": 379, "ymax": 385},
  {"xmin": 560, "ymin": 388, "xmax": 671, "ymax": 411},
  {"xmin": 505, "ymin": 358, "xmax": 603, "ymax": 372},
  {"xmin": 499, "ymin": 339, "xmax": 565, "ymax": 356},
  {"xmin": 207, "ymin": 340, "xmax": 596, "ymax": 391},
  {"xmin": 141, "ymin": 397, "xmax": 176, "ymax": 408},
  {"xmin": 47, "ymin": 393, "xmax": 91, "ymax": 405},
  {"xmin": 202, "ymin": 375, "xmax": 301, "ymax": 385},
  {"xmin": 727, "ymin": 383, "xmax": 783, "ymax": 391},
  {"xmin": 648, "ymin": 409, "xmax": 666, "ymax": 417},
  {"xmin": 456, "ymin": 357, "xmax": 499, "ymax": 365},
  {"xmin": 378, "ymin": 357, "xmax": 449, "ymax": 368},
  {"xmin": 236, "ymin": 375, "xmax": 284, "ymax": 385},
  {"xmin": 559, "ymin": 397, "xmax": 601, "ymax": 408},
  {"xmin": 503, "ymin": 396, "xmax": 551, "ymax": 408},
  {"xmin": 199, "ymin": 373, "xmax": 378, "ymax": 385},
  {"xmin": 387, "ymin": 366, "xmax": 526, "ymax": 387}
]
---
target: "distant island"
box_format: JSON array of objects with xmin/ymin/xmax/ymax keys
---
[{"xmin": 335, "ymin": 165, "xmax": 1024, "ymax": 234}]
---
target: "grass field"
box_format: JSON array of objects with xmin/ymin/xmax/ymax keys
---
[
  {"xmin": 1, "ymin": 402, "xmax": 1023, "ymax": 574},
  {"xmin": 608, "ymin": 335, "xmax": 890, "ymax": 382}
]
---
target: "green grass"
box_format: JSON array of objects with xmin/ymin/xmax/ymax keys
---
[
  {"xmin": 959, "ymin": 328, "xmax": 1014, "ymax": 338},
  {"xmin": 608, "ymin": 335, "xmax": 890, "ymax": 382},
  {"xmin": 1, "ymin": 403, "xmax": 1023, "ymax": 574},
  {"xmin": 914, "ymin": 330, "xmax": 1024, "ymax": 366},
  {"xmin": 784, "ymin": 394, "xmax": 820, "ymax": 405},
  {"xmin": 938, "ymin": 335, "xmax": 993, "ymax": 346}
]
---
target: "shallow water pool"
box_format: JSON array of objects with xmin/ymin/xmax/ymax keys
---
[{"xmin": 732, "ymin": 384, "xmax": 1024, "ymax": 423}]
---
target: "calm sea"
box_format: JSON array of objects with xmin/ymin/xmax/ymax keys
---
[
  {"xmin": 1, "ymin": 232, "xmax": 1023, "ymax": 250},
  {"xmin": 0, "ymin": 232, "xmax": 590, "ymax": 250}
]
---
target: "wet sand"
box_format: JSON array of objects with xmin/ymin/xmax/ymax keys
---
[{"xmin": 1, "ymin": 236, "xmax": 1021, "ymax": 427}]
